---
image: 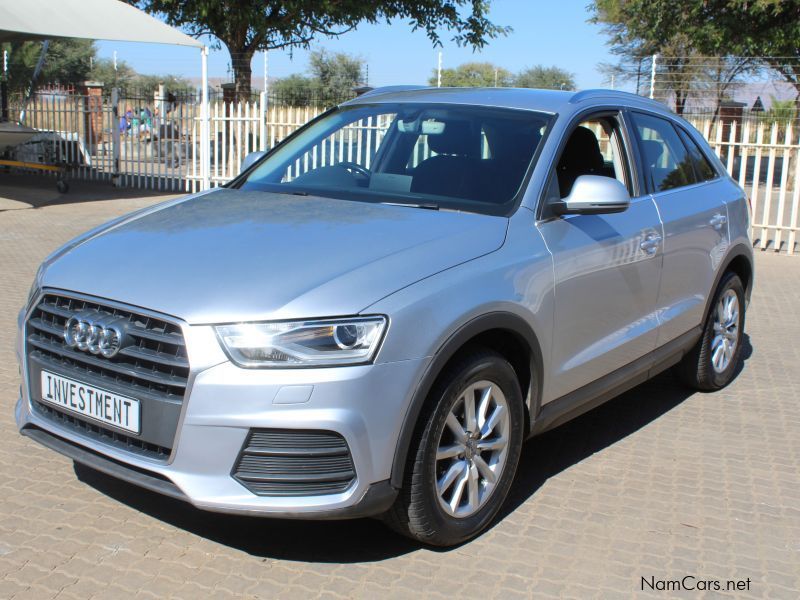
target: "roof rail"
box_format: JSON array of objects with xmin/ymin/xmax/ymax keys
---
[
  {"xmin": 569, "ymin": 88, "xmax": 666, "ymax": 107},
  {"xmin": 350, "ymin": 85, "xmax": 430, "ymax": 100}
]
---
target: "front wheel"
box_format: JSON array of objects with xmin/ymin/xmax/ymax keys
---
[
  {"xmin": 675, "ymin": 272, "xmax": 746, "ymax": 391},
  {"xmin": 385, "ymin": 347, "xmax": 524, "ymax": 546}
]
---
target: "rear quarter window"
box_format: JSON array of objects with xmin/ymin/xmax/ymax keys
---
[{"xmin": 677, "ymin": 128, "xmax": 718, "ymax": 182}]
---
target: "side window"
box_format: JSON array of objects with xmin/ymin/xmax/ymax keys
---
[
  {"xmin": 631, "ymin": 112, "xmax": 697, "ymax": 193},
  {"xmin": 554, "ymin": 115, "xmax": 630, "ymax": 199},
  {"xmin": 677, "ymin": 128, "xmax": 717, "ymax": 182}
]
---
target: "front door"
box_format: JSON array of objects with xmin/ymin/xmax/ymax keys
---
[{"xmin": 538, "ymin": 112, "xmax": 664, "ymax": 401}]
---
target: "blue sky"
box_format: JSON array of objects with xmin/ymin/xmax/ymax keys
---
[{"xmin": 96, "ymin": 1, "xmax": 619, "ymax": 90}]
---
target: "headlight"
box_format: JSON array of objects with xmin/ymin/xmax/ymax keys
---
[{"xmin": 215, "ymin": 316, "xmax": 387, "ymax": 368}]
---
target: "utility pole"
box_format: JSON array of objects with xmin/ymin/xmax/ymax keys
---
[
  {"xmin": 263, "ymin": 49, "xmax": 268, "ymax": 94},
  {"xmin": 649, "ymin": 54, "xmax": 658, "ymax": 99},
  {"xmin": 260, "ymin": 49, "xmax": 268, "ymax": 152},
  {"xmin": 437, "ymin": 51, "xmax": 442, "ymax": 88},
  {"xmin": 1, "ymin": 49, "xmax": 8, "ymax": 122},
  {"xmin": 494, "ymin": 68, "xmax": 498, "ymax": 87}
]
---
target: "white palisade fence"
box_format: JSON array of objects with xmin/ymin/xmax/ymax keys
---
[
  {"xmin": 687, "ymin": 116, "xmax": 800, "ymax": 255},
  {"xmin": 9, "ymin": 92, "xmax": 800, "ymax": 256}
]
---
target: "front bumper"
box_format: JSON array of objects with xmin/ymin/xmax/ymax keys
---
[{"xmin": 16, "ymin": 304, "xmax": 429, "ymax": 518}]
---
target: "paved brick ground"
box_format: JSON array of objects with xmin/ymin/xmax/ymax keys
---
[{"xmin": 1, "ymin": 184, "xmax": 798, "ymax": 599}]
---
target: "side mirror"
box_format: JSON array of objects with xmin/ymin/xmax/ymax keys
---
[
  {"xmin": 552, "ymin": 175, "xmax": 631, "ymax": 216},
  {"xmin": 240, "ymin": 150, "xmax": 266, "ymax": 174}
]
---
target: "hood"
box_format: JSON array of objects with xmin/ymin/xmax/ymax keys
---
[{"xmin": 42, "ymin": 189, "xmax": 508, "ymax": 323}]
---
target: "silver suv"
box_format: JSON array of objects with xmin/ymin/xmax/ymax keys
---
[{"xmin": 16, "ymin": 88, "xmax": 753, "ymax": 546}]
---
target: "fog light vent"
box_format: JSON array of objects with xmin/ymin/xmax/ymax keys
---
[{"xmin": 232, "ymin": 429, "xmax": 356, "ymax": 496}]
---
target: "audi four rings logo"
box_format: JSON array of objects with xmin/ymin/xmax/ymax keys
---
[{"xmin": 63, "ymin": 312, "xmax": 129, "ymax": 358}]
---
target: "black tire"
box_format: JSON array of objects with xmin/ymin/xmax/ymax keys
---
[
  {"xmin": 385, "ymin": 346, "xmax": 525, "ymax": 546},
  {"xmin": 56, "ymin": 179, "xmax": 69, "ymax": 194},
  {"xmin": 675, "ymin": 272, "xmax": 745, "ymax": 391}
]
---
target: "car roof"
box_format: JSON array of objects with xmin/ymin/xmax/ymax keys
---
[{"xmin": 341, "ymin": 86, "xmax": 673, "ymax": 117}]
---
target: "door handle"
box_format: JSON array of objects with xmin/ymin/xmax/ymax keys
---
[
  {"xmin": 710, "ymin": 214, "xmax": 727, "ymax": 230},
  {"xmin": 640, "ymin": 234, "xmax": 662, "ymax": 254}
]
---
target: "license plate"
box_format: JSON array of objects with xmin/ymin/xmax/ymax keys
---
[{"xmin": 39, "ymin": 370, "xmax": 141, "ymax": 434}]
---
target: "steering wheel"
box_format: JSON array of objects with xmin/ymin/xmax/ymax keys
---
[{"xmin": 338, "ymin": 161, "xmax": 371, "ymax": 181}]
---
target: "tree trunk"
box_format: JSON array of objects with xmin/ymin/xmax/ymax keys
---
[
  {"xmin": 675, "ymin": 90, "xmax": 687, "ymax": 116},
  {"xmin": 232, "ymin": 50, "xmax": 254, "ymax": 103}
]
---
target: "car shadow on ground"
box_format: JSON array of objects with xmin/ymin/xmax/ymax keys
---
[
  {"xmin": 75, "ymin": 335, "xmax": 752, "ymax": 562},
  {"xmin": 0, "ymin": 173, "xmax": 176, "ymax": 211}
]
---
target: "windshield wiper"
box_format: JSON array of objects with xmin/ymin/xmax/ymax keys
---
[{"xmin": 380, "ymin": 201, "xmax": 439, "ymax": 211}]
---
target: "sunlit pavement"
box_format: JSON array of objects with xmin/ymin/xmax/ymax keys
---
[{"xmin": 1, "ymin": 183, "xmax": 798, "ymax": 599}]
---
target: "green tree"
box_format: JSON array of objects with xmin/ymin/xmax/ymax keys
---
[
  {"xmin": 767, "ymin": 98, "xmax": 797, "ymax": 123},
  {"xmin": 692, "ymin": 1, "xmax": 800, "ymax": 109},
  {"xmin": 590, "ymin": 1, "xmax": 702, "ymax": 113},
  {"xmin": 129, "ymin": 0, "xmax": 508, "ymax": 102},
  {"xmin": 4, "ymin": 39, "xmax": 94, "ymax": 95},
  {"xmin": 133, "ymin": 73, "xmax": 194, "ymax": 96},
  {"xmin": 89, "ymin": 57, "xmax": 137, "ymax": 91},
  {"xmin": 589, "ymin": 0, "xmax": 800, "ymax": 111},
  {"xmin": 692, "ymin": 56, "xmax": 760, "ymax": 120},
  {"xmin": 309, "ymin": 50, "xmax": 364, "ymax": 100},
  {"xmin": 765, "ymin": 97, "xmax": 797, "ymax": 138},
  {"xmin": 515, "ymin": 65, "xmax": 575, "ymax": 90},
  {"xmin": 271, "ymin": 74, "xmax": 319, "ymax": 106},
  {"xmin": 429, "ymin": 62, "xmax": 512, "ymax": 87},
  {"xmin": 89, "ymin": 58, "xmax": 192, "ymax": 96},
  {"xmin": 272, "ymin": 50, "xmax": 364, "ymax": 106}
]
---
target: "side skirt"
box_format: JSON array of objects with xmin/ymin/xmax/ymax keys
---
[{"xmin": 530, "ymin": 327, "xmax": 702, "ymax": 436}]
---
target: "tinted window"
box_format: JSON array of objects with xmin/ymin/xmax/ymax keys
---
[
  {"xmin": 678, "ymin": 128, "xmax": 717, "ymax": 182},
  {"xmin": 554, "ymin": 116, "xmax": 630, "ymax": 199},
  {"xmin": 631, "ymin": 113, "xmax": 697, "ymax": 192},
  {"xmin": 239, "ymin": 103, "xmax": 551, "ymax": 215}
]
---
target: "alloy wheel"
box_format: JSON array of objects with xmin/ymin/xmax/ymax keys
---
[
  {"xmin": 434, "ymin": 380, "xmax": 510, "ymax": 518},
  {"xmin": 711, "ymin": 288, "xmax": 740, "ymax": 373}
]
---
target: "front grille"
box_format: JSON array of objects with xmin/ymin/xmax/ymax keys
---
[
  {"xmin": 233, "ymin": 429, "xmax": 356, "ymax": 497},
  {"xmin": 26, "ymin": 292, "xmax": 188, "ymax": 460},
  {"xmin": 36, "ymin": 402, "xmax": 171, "ymax": 460}
]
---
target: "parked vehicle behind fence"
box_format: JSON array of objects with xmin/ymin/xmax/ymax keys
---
[{"xmin": 16, "ymin": 87, "xmax": 753, "ymax": 545}]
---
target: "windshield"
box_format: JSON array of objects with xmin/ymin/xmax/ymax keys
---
[{"xmin": 237, "ymin": 102, "xmax": 552, "ymax": 215}]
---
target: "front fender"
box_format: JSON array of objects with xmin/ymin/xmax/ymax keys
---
[{"xmin": 385, "ymin": 311, "xmax": 544, "ymax": 489}]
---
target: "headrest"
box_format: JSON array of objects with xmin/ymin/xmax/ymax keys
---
[
  {"xmin": 428, "ymin": 120, "xmax": 478, "ymax": 156},
  {"xmin": 559, "ymin": 126, "xmax": 604, "ymax": 173}
]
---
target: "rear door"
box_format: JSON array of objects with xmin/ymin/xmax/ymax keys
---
[
  {"xmin": 538, "ymin": 112, "xmax": 664, "ymax": 401},
  {"xmin": 629, "ymin": 112, "xmax": 729, "ymax": 345}
]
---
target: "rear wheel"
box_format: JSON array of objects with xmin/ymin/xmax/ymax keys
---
[
  {"xmin": 385, "ymin": 347, "xmax": 524, "ymax": 546},
  {"xmin": 675, "ymin": 272, "xmax": 745, "ymax": 391}
]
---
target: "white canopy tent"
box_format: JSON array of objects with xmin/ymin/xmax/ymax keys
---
[{"xmin": 0, "ymin": 0, "xmax": 210, "ymax": 188}]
